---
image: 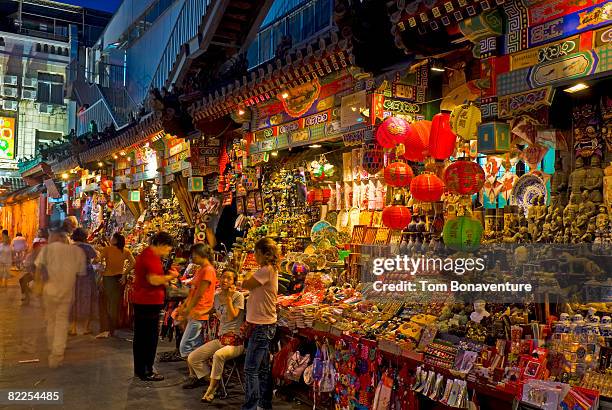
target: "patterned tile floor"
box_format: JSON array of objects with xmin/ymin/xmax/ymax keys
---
[{"xmin": 0, "ymin": 270, "xmax": 310, "ymax": 410}]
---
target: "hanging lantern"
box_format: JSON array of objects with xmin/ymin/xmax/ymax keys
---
[
  {"xmin": 322, "ymin": 188, "xmax": 332, "ymax": 204},
  {"xmin": 362, "ymin": 144, "xmax": 385, "ymax": 174},
  {"xmin": 429, "ymin": 112, "xmax": 457, "ymax": 160},
  {"xmin": 384, "ymin": 161, "xmax": 414, "ymax": 187},
  {"xmin": 450, "ymin": 104, "xmax": 481, "ymax": 141},
  {"xmin": 443, "ymin": 159, "xmax": 485, "ymax": 195},
  {"xmin": 403, "ymin": 120, "xmax": 431, "ymax": 162},
  {"xmin": 410, "ymin": 173, "xmax": 445, "ymax": 202},
  {"xmin": 442, "ymin": 216, "xmax": 483, "ymax": 252},
  {"xmin": 376, "ymin": 117, "xmax": 409, "ymax": 149},
  {"xmin": 382, "ymin": 205, "xmax": 412, "ymax": 230}
]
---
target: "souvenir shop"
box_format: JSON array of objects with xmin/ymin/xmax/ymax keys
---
[{"xmin": 183, "ymin": 1, "xmax": 612, "ymax": 408}]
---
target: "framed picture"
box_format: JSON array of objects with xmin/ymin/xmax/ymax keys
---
[
  {"xmin": 236, "ymin": 197, "xmax": 245, "ymax": 214},
  {"xmin": 255, "ymin": 191, "xmax": 263, "ymax": 212}
]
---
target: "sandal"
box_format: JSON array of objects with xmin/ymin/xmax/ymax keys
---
[{"xmin": 200, "ymin": 393, "xmax": 215, "ymax": 403}]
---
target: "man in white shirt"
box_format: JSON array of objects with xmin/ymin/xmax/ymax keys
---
[
  {"xmin": 35, "ymin": 229, "xmax": 86, "ymax": 368},
  {"xmin": 11, "ymin": 232, "xmax": 28, "ymax": 269}
]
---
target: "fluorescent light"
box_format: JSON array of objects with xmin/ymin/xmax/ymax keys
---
[
  {"xmin": 563, "ymin": 83, "xmax": 589, "ymax": 93},
  {"xmin": 271, "ymin": 151, "xmax": 278, "ymax": 156},
  {"xmin": 309, "ymin": 144, "xmax": 322, "ymax": 148},
  {"xmin": 430, "ymin": 67, "xmax": 445, "ymax": 72}
]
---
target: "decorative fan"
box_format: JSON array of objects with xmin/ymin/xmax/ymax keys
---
[{"xmin": 511, "ymin": 174, "xmax": 547, "ymax": 215}]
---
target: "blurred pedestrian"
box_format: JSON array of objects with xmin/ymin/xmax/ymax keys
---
[
  {"xmin": 34, "ymin": 228, "xmax": 86, "ymax": 368},
  {"xmin": 241, "ymin": 237, "xmax": 280, "ymax": 410},
  {"xmin": 176, "ymin": 243, "xmax": 216, "ymax": 358},
  {"xmin": 131, "ymin": 232, "xmax": 178, "ymax": 381},
  {"xmin": 0, "ymin": 230, "xmax": 12, "ymax": 288},
  {"xmin": 69, "ymin": 228, "xmax": 99, "ymax": 335},
  {"xmin": 62, "ymin": 216, "xmax": 79, "ymax": 236},
  {"xmin": 97, "ymin": 233, "xmax": 134, "ymax": 338},
  {"xmin": 20, "ymin": 229, "xmax": 48, "ymax": 304},
  {"xmin": 11, "ymin": 232, "xmax": 27, "ymax": 270}
]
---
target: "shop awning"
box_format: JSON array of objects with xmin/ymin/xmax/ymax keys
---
[
  {"xmin": 0, "ymin": 177, "xmax": 27, "ymax": 193},
  {"xmin": 0, "ymin": 183, "xmax": 44, "ymax": 205},
  {"xmin": 190, "ymin": 30, "xmax": 354, "ymax": 122}
]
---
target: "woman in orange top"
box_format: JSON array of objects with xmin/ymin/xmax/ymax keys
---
[
  {"xmin": 176, "ymin": 243, "xmax": 217, "ymax": 358},
  {"xmin": 96, "ymin": 233, "xmax": 135, "ymax": 338}
]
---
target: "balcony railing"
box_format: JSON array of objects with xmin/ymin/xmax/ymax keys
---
[
  {"xmin": 77, "ymin": 99, "xmax": 116, "ymax": 136},
  {"xmin": 150, "ymin": 0, "xmax": 211, "ymax": 91}
]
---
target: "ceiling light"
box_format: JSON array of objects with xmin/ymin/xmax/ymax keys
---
[
  {"xmin": 98, "ymin": 162, "xmax": 104, "ymax": 167},
  {"xmin": 113, "ymin": 154, "xmax": 118, "ymax": 159},
  {"xmin": 281, "ymin": 92, "xmax": 289, "ymax": 99},
  {"xmin": 563, "ymin": 83, "xmax": 589, "ymax": 93},
  {"xmin": 430, "ymin": 66, "xmax": 445, "ymax": 72},
  {"xmin": 126, "ymin": 157, "xmax": 132, "ymax": 161},
  {"xmin": 430, "ymin": 59, "xmax": 446, "ymax": 72},
  {"xmin": 61, "ymin": 173, "xmax": 69, "ymax": 180},
  {"xmin": 238, "ymin": 109, "xmax": 245, "ymax": 115},
  {"xmin": 271, "ymin": 151, "xmax": 278, "ymax": 157},
  {"xmin": 309, "ymin": 144, "xmax": 322, "ymax": 148}
]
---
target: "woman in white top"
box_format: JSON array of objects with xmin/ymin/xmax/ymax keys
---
[
  {"xmin": 0, "ymin": 230, "xmax": 12, "ymax": 288},
  {"xmin": 240, "ymin": 237, "xmax": 279, "ymax": 410}
]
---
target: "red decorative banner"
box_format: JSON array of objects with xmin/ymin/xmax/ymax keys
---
[{"xmin": 528, "ymin": 0, "xmax": 607, "ymax": 26}]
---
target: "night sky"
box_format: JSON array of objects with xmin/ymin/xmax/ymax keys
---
[{"xmin": 61, "ymin": 0, "xmax": 122, "ymax": 13}]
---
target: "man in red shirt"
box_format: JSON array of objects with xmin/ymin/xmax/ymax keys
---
[
  {"xmin": 131, "ymin": 232, "xmax": 178, "ymax": 381},
  {"xmin": 177, "ymin": 244, "xmax": 217, "ymax": 365}
]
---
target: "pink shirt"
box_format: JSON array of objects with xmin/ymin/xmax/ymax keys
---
[{"xmin": 246, "ymin": 266, "xmax": 278, "ymax": 325}]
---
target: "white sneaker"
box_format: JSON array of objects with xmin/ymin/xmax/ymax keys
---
[{"xmin": 95, "ymin": 331, "xmax": 110, "ymax": 339}]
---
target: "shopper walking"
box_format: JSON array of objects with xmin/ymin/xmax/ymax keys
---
[
  {"xmin": 97, "ymin": 233, "xmax": 134, "ymax": 338},
  {"xmin": 177, "ymin": 243, "xmax": 216, "ymax": 358},
  {"xmin": 11, "ymin": 232, "xmax": 27, "ymax": 270},
  {"xmin": 184, "ymin": 269, "xmax": 245, "ymax": 403},
  {"xmin": 20, "ymin": 229, "xmax": 48, "ymax": 304},
  {"xmin": 131, "ymin": 232, "xmax": 178, "ymax": 381},
  {"xmin": 69, "ymin": 228, "xmax": 99, "ymax": 335},
  {"xmin": 34, "ymin": 228, "xmax": 86, "ymax": 368},
  {"xmin": 0, "ymin": 230, "xmax": 12, "ymax": 288},
  {"xmin": 241, "ymin": 237, "xmax": 279, "ymax": 410}
]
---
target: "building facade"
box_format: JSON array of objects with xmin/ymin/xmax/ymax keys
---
[{"xmin": 0, "ymin": 0, "xmax": 110, "ymax": 177}]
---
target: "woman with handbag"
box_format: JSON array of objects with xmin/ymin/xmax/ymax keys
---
[
  {"xmin": 183, "ymin": 268, "xmax": 245, "ymax": 403},
  {"xmin": 241, "ymin": 237, "xmax": 279, "ymax": 410},
  {"xmin": 131, "ymin": 232, "xmax": 178, "ymax": 381}
]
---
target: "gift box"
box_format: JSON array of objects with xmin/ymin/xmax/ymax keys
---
[{"xmin": 478, "ymin": 121, "xmax": 511, "ymax": 153}]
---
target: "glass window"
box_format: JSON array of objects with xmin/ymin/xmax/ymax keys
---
[
  {"xmin": 259, "ymin": 28, "xmax": 272, "ymax": 63},
  {"xmin": 287, "ymin": 12, "xmax": 301, "ymax": 44},
  {"xmin": 302, "ymin": 3, "xmax": 315, "ymax": 39},
  {"xmin": 247, "ymin": 38, "xmax": 259, "ymax": 68},
  {"xmin": 315, "ymin": 0, "xmax": 331, "ymax": 32},
  {"xmin": 272, "ymin": 22, "xmax": 285, "ymax": 55}
]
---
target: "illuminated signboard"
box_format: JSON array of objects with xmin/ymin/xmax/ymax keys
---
[{"xmin": 0, "ymin": 117, "xmax": 15, "ymax": 160}]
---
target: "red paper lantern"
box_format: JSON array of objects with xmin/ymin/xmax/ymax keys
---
[
  {"xmin": 384, "ymin": 161, "xmax": 414, "ymax": 187},
  {"xmin": 429, "ymin": 112, "xmax": 457, "ymax": 160},
  {"xmin": 382, "ymin": 205, "xmax": 412, "ymax": 230},
  {"xmin": 443, "ymin": 159, "xmax": 485, "ymax": 195},
  {"xmin": 403, "ymin": 120, "xmax": 431, "ymax": 162},
  {"xmin": 322, "ymin": 188, "xmax": 332, "ymax": 203},
  {"xmin": 410, "ymin": 173, "xmax": 445, "ymax": 202},
  {"xmin": 376, "ymin": 117, "xmax": 409, "ymax": 149}
]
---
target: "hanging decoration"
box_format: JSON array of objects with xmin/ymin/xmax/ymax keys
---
[
  {"xmin": 382, "ymin": 205, "xmax": 412, "ymax": 230},
  {"xmin": 310, "ymin": 155, "xmax": 335, "ymax": 181},
  {"xmin": 384, "ymin": 162, "xmax": 414, "ymax": 187},
  {"xmin": 442, "ymin": 215, "xmax": 483, "ymax": 252},
  {"xmin": 410, "ymin": 173, "xmax": 445, "ymax": 202},
  {"xmin": 450, "ymin": 104, "xmax": 481, "ymax": 141},
  {"xmin": 376, "ymin": 117, "xmax": 409, "ymax": 149},
  {"xmin": 429, "ymin": 112, "xmax": 457, "ymax": 160},
  {"xmin": 362, "ymin": 144, "xmax": 385, "ymax": 175},
  {"xmin": 403, "ymin": 120, "xmax": 431, "ymax": 162},
  {"xmin": 443, "ymin": 159, "xmax": 485, "ymax": 195}
]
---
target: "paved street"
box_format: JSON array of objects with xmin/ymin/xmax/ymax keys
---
[{"xmin": 0, "ymin": 272, "xmax": 309, "ymax": 410}]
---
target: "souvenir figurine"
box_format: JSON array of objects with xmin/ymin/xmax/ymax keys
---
[
  {"xmin": 585, "ymin": 156, "xmax": 604, "ymax": 204},
  {"xmin": 470, "ymin": 300, "xmax": 490, "ymax": 324},
  {"xmin": 555, "ymin": 313, "xmax": 571, "ymax": 334},
  {"xmin": 551, "ymin": 157, "xmax": 569, "ymax": 206},
  {"xmin": 587, "ymin": 315, "xmax": 601, "ymax": 336},
  {"xmin": 569, "ymin": 157, "xmax": 588, "ymax": 196},
  {"xmin": 571, "ymin": 314, "xmax": 585, "ymax": 335},
  {"xmin": 564, "ymin": 194, "xmax": 580, "ymax": 228}
]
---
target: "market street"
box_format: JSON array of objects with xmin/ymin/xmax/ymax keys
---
[{"xmin": 0, "ymin": 271, "xmax": 307, "ymax": 410}]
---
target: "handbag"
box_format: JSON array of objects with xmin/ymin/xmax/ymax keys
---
[
  {"xmin": 272, "ymin": 337, "xmax": 300, "ymax": 381},
  {"xmin": 284, "ymin": 351, "xmax": 311, "ymax": 382},
  {"xmin": 166, "ymin": 281, "xmax": 189, "ymax": 301},
  {"xmin": 317, "ymin": 344, "xmax": 336, "ymax": 393}
]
